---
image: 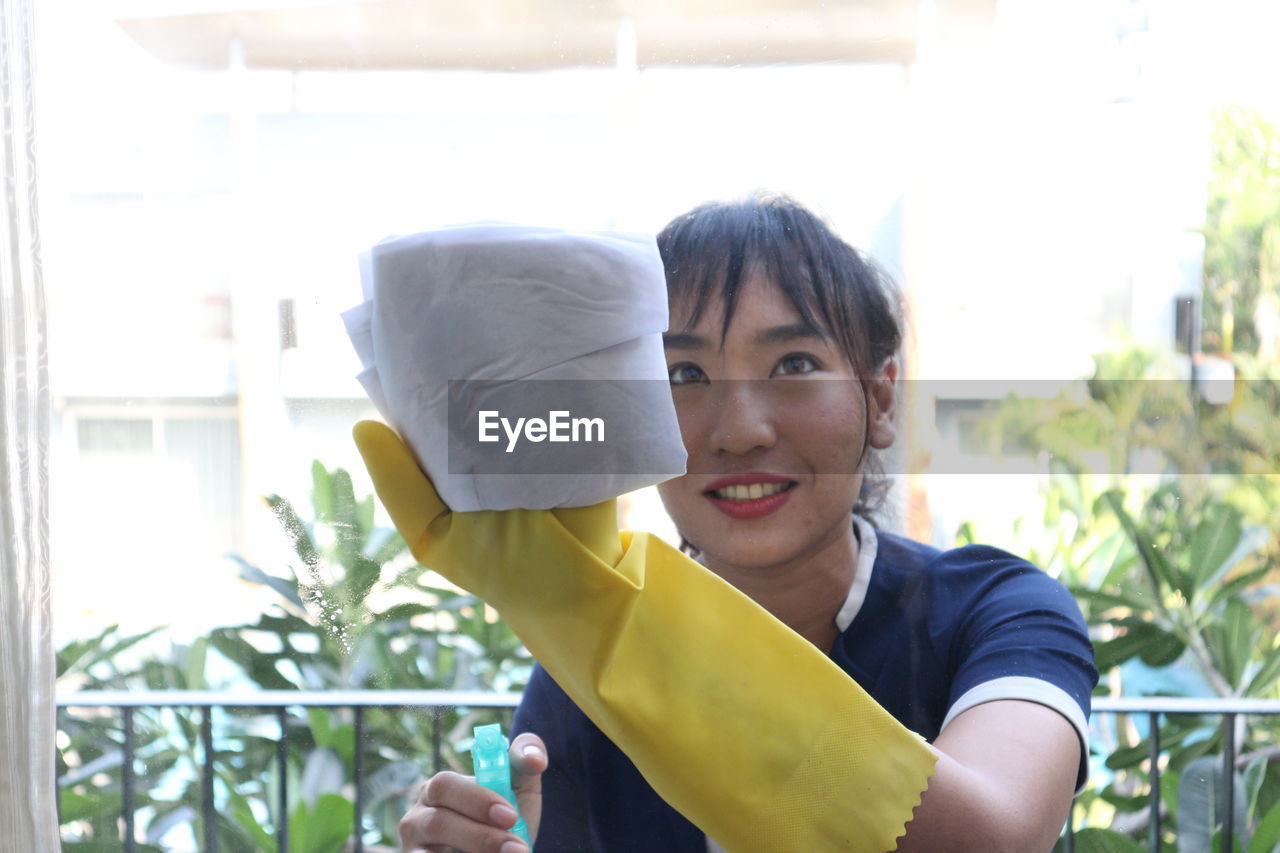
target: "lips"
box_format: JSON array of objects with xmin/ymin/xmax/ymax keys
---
[{"xmin": 703, "ymin": 473, "xmax": 797, "ymax": 520}]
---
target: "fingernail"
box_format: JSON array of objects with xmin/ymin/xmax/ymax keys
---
[
  {"xmin": 521, "ymin": 744, "xmax": 543, "ymax": 760},
  {"xmin": 489, "ymin": 802, "xmax": 518, "ymax": 827},
  {"xmin": 500, "ymin": 841, "xmax": 528, "ymax": 853}
]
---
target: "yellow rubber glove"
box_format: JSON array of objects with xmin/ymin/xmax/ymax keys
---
[{"xmin": 355, "ymin": 420, "xmax": 936, "ymax": 852}]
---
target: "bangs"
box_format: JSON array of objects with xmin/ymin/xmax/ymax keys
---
[{"xmin": 657, "ymin": 193, "xmax": 890, "ymax": 376}]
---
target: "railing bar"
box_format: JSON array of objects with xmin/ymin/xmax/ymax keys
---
[
  {"xmin": 1063, "ymin": 805, "xmax": 1074, "ymax": 852},
  {"xmin": 1223, "ymin": 713, "xmax": 1236, "ymax": 853},
  {"xmin": 63, "ymin": 690, "xmax": 1280, "ymax": 714},
  {"xmin": 432, "ymin": 705, "xmax": 443, "ymax": 774},
  {"xmin": 123, "ymin": 706, "xmax": 136, "ymax": 853},
  {"xmin": 276, "ymin": 706, "xmax": 288, "ymax": 853},
  {"xmin": 354, "ymin": 705, "xmax": 365, "ymax": 853},
  {"xmin": 1149, "ymin": 711, "xmax": 1160, "ymax": 851},
  {"xmin": 202, "ymin": 705, "xmax": 217, "ymax": 853},
  {"xmin": 56, "ymin": 689, "xmax": 524, "ymax": 708}
]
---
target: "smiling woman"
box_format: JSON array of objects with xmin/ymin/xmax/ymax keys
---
[
  {"xmin": 31, "ymin": 0, "xmax": 1280, "ymax": 849},
  {"xmin": 380, "ymin": 194, "xmax": 1099, "ymax": 853}
]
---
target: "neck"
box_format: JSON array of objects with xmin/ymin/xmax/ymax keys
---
[{"xmin": 704, "ymin": 524, "xmax": 858, "ymax": 652}]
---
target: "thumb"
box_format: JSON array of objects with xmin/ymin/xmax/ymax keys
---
[
  {"xmin": 510, "ymin": 733, "xmax": 547, "ymax": 842},
  {"xmin": 352, "ymin": 420, "xmax": 449, "ymax": 546}
]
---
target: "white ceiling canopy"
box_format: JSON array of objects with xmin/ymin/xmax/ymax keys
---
[{"xmin": 111, "ymin": 0, "xmax": 922, "ymax": 70}]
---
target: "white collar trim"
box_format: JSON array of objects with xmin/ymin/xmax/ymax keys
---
[{"xmin": 835, "ymin": 515, "xmax": 878, "ymax": 632}]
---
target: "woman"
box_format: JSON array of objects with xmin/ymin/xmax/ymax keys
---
[{"xmin": 383, "ymin": 194, "xmax": 1097, "ymax": 852}]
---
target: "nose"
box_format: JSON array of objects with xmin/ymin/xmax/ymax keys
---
[{"xmin": 705, "ymin": 381, "xmax": 778, "ymax": 457}]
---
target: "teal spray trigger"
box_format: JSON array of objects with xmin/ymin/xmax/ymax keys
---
[{"xmin": 472, "ymin": 724, "xmax": 533, "ymax": 846}]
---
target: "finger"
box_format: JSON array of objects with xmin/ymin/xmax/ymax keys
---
[
  {"xmin": 509, "ymin": 733, "xmax": 545, "ymax": 841},
  {"xmin": 509, "ymin": 733, "xmax": 548, "ymax": 783},
  {"xmin": 353, "ymin": 420, "xmax": 450, "ymax": 541},
  {"xmin": 420, "ymin": 772, "xmax": 522, "ymax": 830},
  {"xmin": 400, "ymin": 804, "xmax": 528, "ymax": 853}
]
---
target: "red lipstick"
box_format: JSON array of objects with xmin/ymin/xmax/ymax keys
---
[{"xmin": 703, "ymin": 473, "xmax": 797, "ymax": 520}]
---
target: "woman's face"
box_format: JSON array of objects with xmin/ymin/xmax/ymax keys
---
[{"xmin": 657, "ymin": 275, "xmax": 898, "ymax": 574}]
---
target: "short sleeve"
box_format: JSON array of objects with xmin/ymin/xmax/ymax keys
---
[
  {"xmin": 936, "ymin": 547, "xmax": 1098, "ymax": 791},
  {"xmin": 512, "ymin": 664, "xmax": 596, "ymax": 852}
]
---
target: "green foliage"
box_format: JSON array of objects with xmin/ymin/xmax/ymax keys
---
[
  {"xmin": 977, "ymin": 358, "xmax": 1279, "ymax": 849},
  {"xmin": 1047, "ymin": 477, "xmax": 1278, "ymax": 848},
  {"xmin": 977, "ymin": 126, "xmax": 1280, "ymax": 844},
  {"xmin": 1202, "ymin": 105, "xmax": 1280, "ymax": 356},
  {"xmin": 56, "ymin": 460, "xmax": 530, "ymax": 851}
]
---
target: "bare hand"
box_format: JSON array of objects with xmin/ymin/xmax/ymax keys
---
[{"xmin": 400, "ymin": 733, "xmax": 547, "ymax": 853}]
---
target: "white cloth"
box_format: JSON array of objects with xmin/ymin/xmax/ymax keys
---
[{"xmin": 343, "ymin": 223, "xmax": 686, "ymax": 510}]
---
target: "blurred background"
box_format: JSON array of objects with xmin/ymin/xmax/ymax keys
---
[
  {"xmin": 41, "ymin": 0, "xmax": 1277, "ymax": 641},
  {"xmin": 41, "ymin": 3, "xmax": 1280, "ymax": 849}
]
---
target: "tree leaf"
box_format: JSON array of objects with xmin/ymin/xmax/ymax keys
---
[
  {"xmin": 1178, "ymin": 755, "xmax": 1247, "ymax": 853},
  {"xmin": 207, "ymin": 631, "xmax": 297, "ymax": 690},
  {"xmin": 1205, "ymin": 598, "xmax": 1259, "ymax": 690},
  {"xmin": 290, "ymin": 792, "xmax": 354, "ymax": 853},
  {"xmin": 1094, "ymin": 620, "xmax": 1183, "ymax": 671},
  {"xmin": 1068, "ymin": 827, "xmax": 1147, "ymax": 853},
  {"xmin": 1246, "ymin": 641, "xmax": 1280, "ymax": 696},
  {"xmin": 1068, "ymin": 586, "xmax": 1151, "ymax": 616},
  {"xmin": 356, "ymin": 494, "xmax": 375, "ymax": 543},
  {"xmin": 145, "ymin": 804, "xmax": 195, "ymax": 845},
  {"xmin": 342, "ymin": 555, "xmax": 382, "ymax": 611},
  {"xmin": 362, "ymin": 759, "xmax": 424, "ymax": 811},
  {"xmin": 1249, "ymin": 799, "xmax": 1280, "ymax": 853},
  {"xmin": 225, "ymin": 784, "xmax": 277, "ymax": 851},
  {"xmin": 311, "ymin": 459, "xmax": 334, "ymax": 524},
  {"xmin": 1104, "ymin": 491, "xmax": 1181, "ymax": 598},
  {"xmin": 1245, "ymin": 755, "xmax": 1268, "ymax": 825},
  {"xmin": 228, "ymin": 553, "xmax": 305, "ymax": 609},
  {"xmin": 266, "ymin": 494, "xmax": 320, "ymax": 572},
  {"xmin": 300, "ymin": 747, "xmax": 345, "ymax": 808},
  {"xmin": 1189, "ymin": 503, "xmax": 1245, "ymax": 591},
  {"xmin": 184, "ymin": 636, "xmax": 208, "ymax": 690},
  {"xmin": 329, "ymin": 467, "xmax": 361, "ymax": 569},
  {"xmin": 371, "ymin": 527, "xmax": 408, "ymax": 566},
  {"xmin": 1210, "ymin": 565, "xmax": 1271, "ymax": 611}
]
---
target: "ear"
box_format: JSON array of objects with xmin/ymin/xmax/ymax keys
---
[{"xmin": 866, "ymin": 357, "xmax": 899, "ymax": 450}]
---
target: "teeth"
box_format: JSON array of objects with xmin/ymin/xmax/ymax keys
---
[{"xmin": 713, "ymin": 482, "xmax": 790, "ymax": 501}]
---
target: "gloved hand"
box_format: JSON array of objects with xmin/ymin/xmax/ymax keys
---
[{"xmin": 355, "ymin": 419, "xmax": 936, "ymax": 852}]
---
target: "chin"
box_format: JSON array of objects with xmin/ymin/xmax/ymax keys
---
[{"xmin": 697, "ymin": 536, "xmax": 798, "ymax": 572}]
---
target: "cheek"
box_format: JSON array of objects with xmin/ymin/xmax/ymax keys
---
[
  {"xmin": 670, "ymin": 390, "xmax": 712, "ymax": 443},
  {"xmin": 657, "ymin": 479, "xmax": 693, "ymax": 516},
  {"xmin": 781, "ymin": 395, "xmax": 868, "ymax": 471}
]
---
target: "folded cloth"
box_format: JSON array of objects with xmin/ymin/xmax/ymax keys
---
[{"xmin": 342, "ymin": 223, "xmax": 687, "ymax": 510}]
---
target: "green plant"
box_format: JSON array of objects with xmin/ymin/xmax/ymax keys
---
[
  {"xmin": 56, "ymin": 460, "xmax": 531, "ymax": 850},
  {"xmin": 1201, "ymin": 105, "xmax": 1280, "ymax": 357}
]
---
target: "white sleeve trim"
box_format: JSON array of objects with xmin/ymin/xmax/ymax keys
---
[{"xmin": 942, "ymin": 676, "xmax": 1090, "ymax": 792}]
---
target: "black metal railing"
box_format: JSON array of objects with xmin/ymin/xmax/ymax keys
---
[
  {"xmin": 57, "ymin": 692, "xmax": 1280, "ymax": 852},
  {"xmin": 1069, "ymin": 697, "xmax": 1280, "ymax": 852},
  {"xmin": 57, "ymin": 690, "xmax": 521, "ymax": 853}
]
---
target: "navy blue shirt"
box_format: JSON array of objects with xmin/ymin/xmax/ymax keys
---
[{"xmin": 513, "ymin": 522, "xmax": 1098, "ymax": 852}]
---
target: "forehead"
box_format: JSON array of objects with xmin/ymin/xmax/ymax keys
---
[{"xmin": 668, "ymin": 275, "xmax": 808, "ymax": 335}]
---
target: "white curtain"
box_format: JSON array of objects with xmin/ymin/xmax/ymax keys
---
[{"xmin": 0, "ymin": 0, "xmax": 57, "ymax": 848}]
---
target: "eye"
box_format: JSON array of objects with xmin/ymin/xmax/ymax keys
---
[
  {"xmin": 772, "ymin": 353, "xmax": 821, "ymax": 377},
  {"xmin": 668, "ymin": 362, "xmax": 708, "ymax": 386}
]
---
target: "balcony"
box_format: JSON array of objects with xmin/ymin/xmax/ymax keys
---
[{"xmin": 56, "ymin": 690, "xmax": 1280, "ymax": 852}]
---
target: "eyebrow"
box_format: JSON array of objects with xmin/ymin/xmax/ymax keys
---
[{"xmin": 662, "ymin": 323, "xmax": 829, "ymax": 350}]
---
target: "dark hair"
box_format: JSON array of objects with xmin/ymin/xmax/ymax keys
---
[{"xmin": 656, "ymin": 192, "xmax": 903, "ymax": 549}]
